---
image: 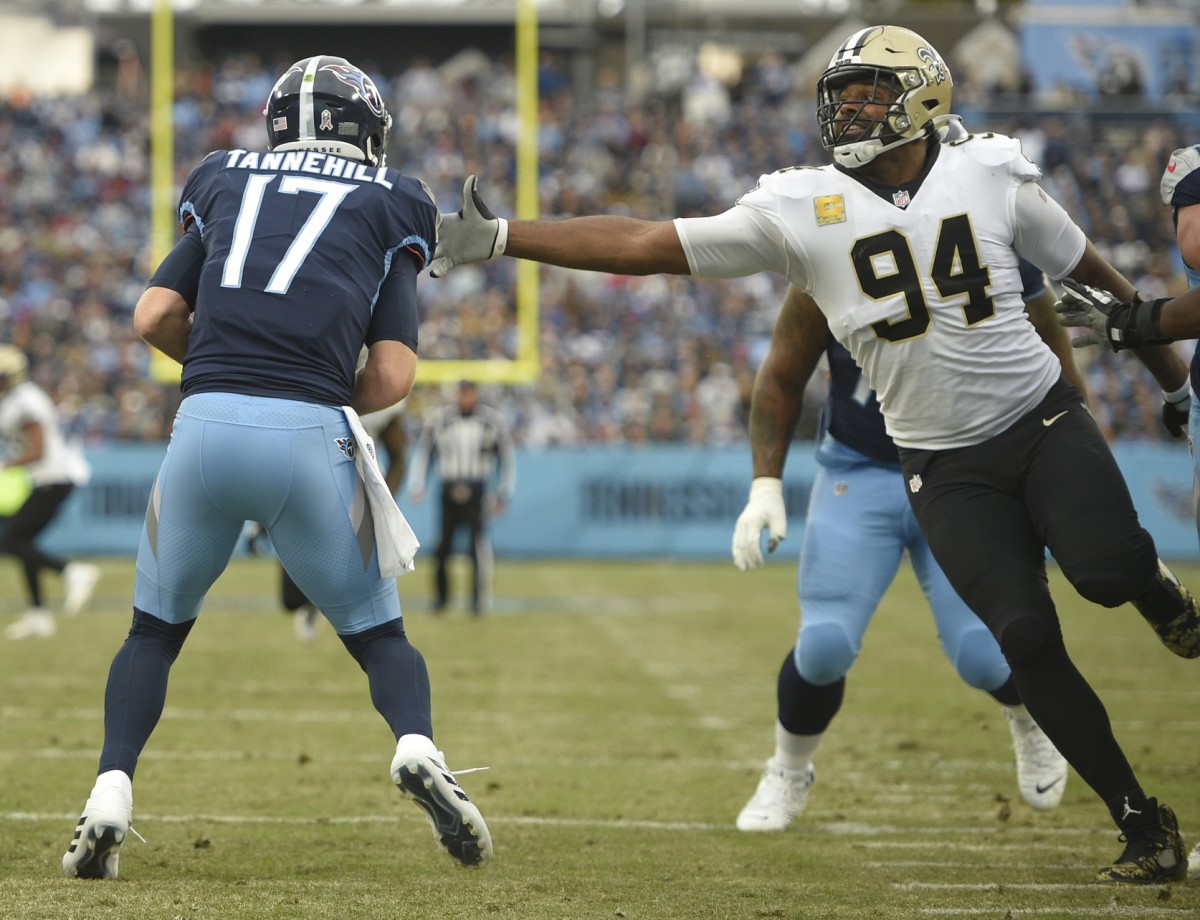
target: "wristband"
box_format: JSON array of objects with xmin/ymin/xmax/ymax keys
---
[
  {"xmin": 748, "ymin": 477, "xmax": 783, "ymax": 500},
  {"xmin": 1164, "ymin": 381, "xmax": 1191, "ymax": 405},
  {"xmin": 493, "ymin": 218, "xmax": 509, "ymax": 257}
]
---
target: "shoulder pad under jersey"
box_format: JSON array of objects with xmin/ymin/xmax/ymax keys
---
[{"xmin": 1161, "ymin": 146, "xmax": 1200, "ymax": 206}]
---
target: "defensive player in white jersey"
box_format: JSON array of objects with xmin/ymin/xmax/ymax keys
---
[
  {"xmin": 432, "ymin": 25, "xmax": 1198, "ymax": 884},
  {"xmin": 0, "ymin": 345, "xmax": 100, "ymax": 639},
  {"xmin": 734, "ymin": 266, "xmax": 1077, "ymax": 833}
]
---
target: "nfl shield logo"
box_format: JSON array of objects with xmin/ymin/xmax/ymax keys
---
[
  {"xmin": 908, "ymin": 473, "xmax": 922, "ymax": 493},
  {"xmin": 892, "ymin": 189, "xmax": 911, "ymax": 208}
]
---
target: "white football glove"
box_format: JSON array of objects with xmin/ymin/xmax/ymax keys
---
[
  {"xmin": 731, "ymin": 477, "xmax": 787, "ymax": 572},
  {"xmin": 428, "ymin": 175, "xmax": 508, "ymax": 279}
]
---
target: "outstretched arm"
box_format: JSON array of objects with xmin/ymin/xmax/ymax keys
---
[
  {"xmin": 505, "ymin": 217, "xmax": 690, "ymax": 275},
  {"xmin": 430, "ymin": 176, "xmax": 690, "ymax": 277},
  {"xmin": 1062, "ymin": 241, "xmax": 1188, "ymax": 391}
]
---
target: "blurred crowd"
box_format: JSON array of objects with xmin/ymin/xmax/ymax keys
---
[{"xmin": 0, "ymin": 44, "xmax": 1195, "ymax": 449}]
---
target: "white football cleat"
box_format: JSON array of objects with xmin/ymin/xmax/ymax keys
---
[
  {"xmin": 5, "ymin": 608, "xmax": 56, "ymax": 640},
  {"xmin": 736, "ymin": 759, "xmax": 815, "ymax": 832},
  {"xmin": 1005, "ymin": 706, "xmax": 1068, "ymax": 810},
  {"xmin": 1189, "ymin": 842, "xmax": 1200, "ymax": 874},
  {"xmin": 391, "ymin": 734, "xmax": 492, "ymax": 868},
  {"xmin": 63, "ymin": 770, "xmax": 133, "ymax": 879},
  {"xmin": 62, "ymin": 562, "xmax": 101, "ymax": 616}
]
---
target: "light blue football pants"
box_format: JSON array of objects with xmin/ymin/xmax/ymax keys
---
[
  {"xmin": 134, "ymin": 392, "xmax": 402, "ymax": 634},
  {"xmin": 794, "ymin": 453, "xmax": 1012, "ymax": 691},
  {"xmin": 1190, "ymin": 397, "xmax": 1200, "ymax": 544}
]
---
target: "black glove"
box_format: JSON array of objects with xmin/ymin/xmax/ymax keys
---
[
  {"xmin": 1054, "ymin": 278, "xmax": 1170, "ymax": 352},
  {"xmin": 1162, "ymin": 387, "xmax": 1191, "ymax": 440}
]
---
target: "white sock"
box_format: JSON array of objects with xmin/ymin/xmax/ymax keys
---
[{"xmin": 774, "ymin": 721, "xmax": 821, "ymax": 771}]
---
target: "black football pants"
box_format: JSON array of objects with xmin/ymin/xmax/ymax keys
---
[{"xmin": 899, "ymin": 376, "xmax": 1159, "ymax": 808}]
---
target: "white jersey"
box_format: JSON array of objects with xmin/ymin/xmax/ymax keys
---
[
  {"xmin": 675, "ymin": 133, "xmax": 1086, "ymax": 449},
  {"xmin": 0, "ymin": 381, "xmax": 90, "ymax": 487}
]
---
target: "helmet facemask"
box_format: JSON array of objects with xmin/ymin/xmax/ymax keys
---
[{"xmin": 817, "ymin": 26, "xmax": 953, "ymax": 169}]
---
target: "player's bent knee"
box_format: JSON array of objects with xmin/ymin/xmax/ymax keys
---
[
  {"xmin": 1057, "ymin": 532, "xmax": 1156, "ymax": 608},
  {"xmin": 952, "ymin": 625, "xmax": 1011, "ymax": 691},
  {"xmin": 996, "ymin": 614, "xmax": 1064, "ymax": 670},
  {"xmin": 795, "ymin": 622, "xmax": 858, "ymax": 686}
]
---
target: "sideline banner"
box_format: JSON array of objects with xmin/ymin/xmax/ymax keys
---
[{"xmin": 34, "ymin": 441, "xmax": 1198, "ymax": 561}]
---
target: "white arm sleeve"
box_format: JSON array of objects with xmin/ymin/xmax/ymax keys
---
[
  {"xmin": 1011, "ymin": 181, "xmax": 1086, "ymax": 281},
  {"xmin": 673, "ymin": 205, "xmax": 792, "ymax": 280}
]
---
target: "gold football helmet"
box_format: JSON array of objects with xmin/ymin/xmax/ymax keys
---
[
  {"xmin": 0, "ymin": 345, "xmax": 27, "ymax": 390},
  {"xmin": 817, "ymin": 25, "xmax": 953, "ymax": 168}
]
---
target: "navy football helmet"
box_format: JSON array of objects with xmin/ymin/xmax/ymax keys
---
[{"xmin": 264, "ymin": 55, "xmax": 392, "ymax": 167}]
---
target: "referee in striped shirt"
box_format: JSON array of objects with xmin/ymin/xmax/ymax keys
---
[{"xmin": 408, "ymin": 381, "xmax": 515, "ymax": 614}]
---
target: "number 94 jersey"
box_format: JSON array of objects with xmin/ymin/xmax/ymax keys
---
[
  {"xmin": 676, "ymin": 133, "xmax": 1086, "ymax": 451},
  {"xmin": 177, "ymin": 148, "xmax": 434, "ymax": 406}
]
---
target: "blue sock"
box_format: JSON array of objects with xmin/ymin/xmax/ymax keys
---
[
  {"xmin": 339, "ymin": 620, "xmax": 433, "ymax": 741},
  {"xmin": 98, "ymin": 608, "xmax": 194, "ymax": 778}
]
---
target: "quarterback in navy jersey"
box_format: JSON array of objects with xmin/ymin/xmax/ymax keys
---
[
  {"xmin": 61, "ymin": 55, "xmax": 491, "ymax": 882},
  {"xmin": 734, "ymin": 262, "xmax": 1081, "ymax": 831},
  {"xmin": 436, "ymin": 25, "xmax": 1199, "ymax": 883}
]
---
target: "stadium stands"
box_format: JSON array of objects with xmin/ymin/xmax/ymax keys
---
[{"xmin": 0, "ymin": 47, "xmax": 1193, "ymax": 447}]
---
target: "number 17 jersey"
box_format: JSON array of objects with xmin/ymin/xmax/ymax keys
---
[{"xmin": 176, "ymin": 148, "xmax": 435, "ymax": 406}]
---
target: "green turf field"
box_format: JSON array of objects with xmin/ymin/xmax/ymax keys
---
[{"xmin": 2, "ymin": 556, "xmax": 1198, "ymax": 919}]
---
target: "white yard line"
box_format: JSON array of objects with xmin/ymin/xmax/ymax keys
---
[
  {"xmin": 920, "ymin": 910, "xmax": 1189, "ymax": 917},
  {"xmin": 0, "ymin": 810, "xmax": 1117, "ymax": 840}
]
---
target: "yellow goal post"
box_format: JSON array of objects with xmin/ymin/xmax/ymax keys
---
[{"xmin": 149, "ymin": 0, "xmax": 540, "ymax": 386}]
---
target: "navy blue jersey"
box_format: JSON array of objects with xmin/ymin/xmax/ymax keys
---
[
  {"xmin": 821, "ymin": 258, "xmax": 1048, "ymax": 466},
  {"xmin": 1161, "ymin": 146, "xmax": 1200, "ymax": 392},
  {"xmin": 167, "ymin": 149, "xmax": 433, "ymax": 406}
]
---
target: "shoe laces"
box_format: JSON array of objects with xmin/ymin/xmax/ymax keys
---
[
  {"xmin": 1008, "ymin": 714, "xmax": 1061, "ymax": 774},
  {"xmin": 757, "ymin": 761, "xmax": 813, "ymax": 802}
]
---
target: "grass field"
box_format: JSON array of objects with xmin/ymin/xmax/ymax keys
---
[{"xmin": 1, "ymin": 555, "xmax": 1198, "ymax": 920}]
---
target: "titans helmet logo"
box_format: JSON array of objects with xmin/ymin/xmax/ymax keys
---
[{"xmin": 321, "ymin": 63, "xmax": 386, "ymax": 117}]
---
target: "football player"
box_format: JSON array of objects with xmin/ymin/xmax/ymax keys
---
[
  {"xmin": 62, "ymin": 56, "xmax": 491, "ymax": 880},
  {"xmin": 0, "ymin": 345, "xmax": 100, "ymax": 639},
  {"xmin": 434, "ymin": 25, "xmax": 1197, "ymax": 883},
  {"xmin": 733, "ymin": 263, "xmax": 1077, "ymax": 831}
]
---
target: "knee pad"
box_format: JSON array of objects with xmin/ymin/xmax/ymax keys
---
[
  {"xmin": 996, "ymin": 614, "xmax": 1065, "ymax": 671},
  {"xmin": 951, "ymin": 624, "xmax": 1012, "ymax": 691},
  {"xmin": 795, "ymin": 622, "xmax": 858, "ymax": 686}
]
